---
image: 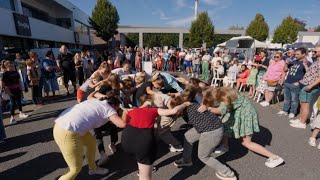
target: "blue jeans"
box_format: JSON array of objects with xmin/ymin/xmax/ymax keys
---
[
  {"xmin": 193, "ymin": 64, "xmax": 200, "ymax": 73},
  {"xmin": 0, "ymin": 107, "xmax": 6, "ymax": 141},
  {"xmin": 163, "ymin": 60, "xmax": 169, "ymax": 71},
  {"xmin": 283, "ymin": 82, "xmax": 300, "ymax": 114}
]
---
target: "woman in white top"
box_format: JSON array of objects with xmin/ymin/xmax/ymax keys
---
[{"xmin": 53, "ymin": 98, "xmax": 126, "ymax": 180}]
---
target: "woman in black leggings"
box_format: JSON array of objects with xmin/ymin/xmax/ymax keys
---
[{"xmin": 2, "ymin": 60, "xmax": 28, "ymax": 124}]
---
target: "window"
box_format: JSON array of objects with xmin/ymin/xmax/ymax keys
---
[
  {"xmin": 0, "ymin": 0, "xmax": 15, "ymax": 10},
  {"xmin": 22, "ymin": 3, "xmax": 49, "ymax": 22},
  {"xmin": 74, "ymin": 20, "xmax": 89, "ymax": 35},
  {"xmin": 21, "ymin": 2, "xmax": 71, "ymax": 29}
]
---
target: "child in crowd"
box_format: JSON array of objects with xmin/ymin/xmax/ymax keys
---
[
  {"xmin": 309, "ymin": 97, "xmax": 320, "ymax": 149},
  {"xmin": 199, "ymin": 87, "xmax": 284, "ymax": 168},
  {"xmin": 246, "ymin": 64, "xmax": 258, "ymax": 98},
  {"xmin": 2, "ymin": 60, "xmax": 29, "ymax": 124},
  {"xmin": 26, "ymin": 59, "xmax": 41, "ymax": 105}
]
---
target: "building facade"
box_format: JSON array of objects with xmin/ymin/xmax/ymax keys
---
[{"xmin": 0, "ymin": 0, "xmax": 92, "ymax": 52}]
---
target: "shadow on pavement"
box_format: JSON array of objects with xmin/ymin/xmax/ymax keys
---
[
  {"xmin": 0, "ymin": 151, "xmax": 27, "ymax": 163},
  {"xmin": 0, "ymin": 152, "xmax": 66, "ymax": 180},
  {"xmin": 19, "ymin": 109, "xmax": 64, "ymax": 125},
  {"xmin": 217, "ymin": 125, "xmax": 273, "ymax": 163},
  {"xmin": 0, "ymin": 128, "xmax": 53, "ymax": 153}
]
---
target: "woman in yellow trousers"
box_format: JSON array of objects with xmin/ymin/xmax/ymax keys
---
[{"xmin": 53, "ymin": 97, "xmax": 126, "ymax": 180}]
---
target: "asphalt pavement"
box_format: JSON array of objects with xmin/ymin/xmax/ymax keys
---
[{"xmin": 0, "ymin": 73, "xmax": 320, "ymax": 180}]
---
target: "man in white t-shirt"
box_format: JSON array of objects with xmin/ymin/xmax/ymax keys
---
[
  {"xmin": 185, "ymin": 49, "xmax": 194, "ymax": 76},
  {"xmin": 54, "ymin": 98, "xmax": 126, "ymax": 179}
]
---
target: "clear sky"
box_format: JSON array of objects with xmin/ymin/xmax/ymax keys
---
[{"xmin": 69, "ymin": 0, "xmax": 320, "ymax": 31}]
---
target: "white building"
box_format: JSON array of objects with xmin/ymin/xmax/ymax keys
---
[
  {"xmin": 0, "ymin": 0, "xmax": 93, "ymax": 51},
  {"xmin": 296, "ymin": 32, "xmax": 320, "ymax": 45}
]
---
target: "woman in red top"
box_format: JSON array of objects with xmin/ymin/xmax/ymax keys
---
[
  {"xmin": 236, "ymin": 64, "xmax": 250, "ymax": 90},
  {"xmin": 121, "ymin": 98, "xmax": 189, "ymax": 180}
]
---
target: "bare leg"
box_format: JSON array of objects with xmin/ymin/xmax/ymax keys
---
[
  {"xmin": 265, "ymin": 90, "xmax": 274, "ymax": 103},
  {"xmin": 241, "ymin": 135, "xmax": 276, "ymax": 158},
  {"xmin": 299, "ymin": 103, "xmax": 310, "ymax": 124},
  {"xmin": 137, "ymin": 163, "xmax": 152, "ymax": 180},
  {"xmin": 236, "ymin": 82, "xmax": 241, "ymax": 90},
  {"xmin": 311, "ymin": 128, "xmax": 320, "ymax": 139}
]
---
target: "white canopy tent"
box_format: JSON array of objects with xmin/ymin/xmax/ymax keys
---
[{"xmin": 216, "ymin": 36, "xmax": 267, "ymax": 48}]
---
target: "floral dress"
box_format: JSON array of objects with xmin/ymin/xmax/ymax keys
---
[
  {"xmin": 221, "ymin": 94, "xmax": 260, "ymax": 139},
  {"xmin": 246, "ymin": 68, "xmax": 258, "ymax": 86}
]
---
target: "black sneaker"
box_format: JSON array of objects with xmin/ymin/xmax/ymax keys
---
[{"xmin": 173, "ymin": 159, "xmax": 192, "ymax": 168}]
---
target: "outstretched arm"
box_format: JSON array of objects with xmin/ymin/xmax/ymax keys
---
[
  {"xmin": 157, "ymin": 102, "xmax": 190, "ymax": 116},
  {"xmin": 109, "ymin": 114, "xmax": 126, "ymax": 128}
]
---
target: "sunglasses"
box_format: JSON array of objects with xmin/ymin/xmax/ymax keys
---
[
  {"xmin": 313, "ymin": 51, "xmax": 320, "ymax": 53},
  {"xmin": 274, "ymin": 56, "xmax": 280, "ymax": 58}
]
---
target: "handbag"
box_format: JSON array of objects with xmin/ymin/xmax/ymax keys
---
[{"xmin": 267, "ymin": 80, "xmax": 278, "ymax": 87}]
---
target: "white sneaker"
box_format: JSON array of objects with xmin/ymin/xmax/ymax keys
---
[
  {"xmin": 88, "ymin": 167, "xmax": 109, "ymax": 175},
  {"xmin": 308, "ymin": 137, "xmax": 316, "ymax": 147},
  {"xmin": 169, "ymin": 145, "xmax": 184, "ymax": 152},
  {"xmin": 108, "ymin": 143, "xmax": 117, "ymax": 154},
  {"xmin": 214, "ymin": 145, "xmax": 229, "ymax": 154},
  {"xmin": 10, "ymin": 117, "xmax": 17, "ymax": 125},
  {"xmin": 187, "ymin": 73, "xmax": 190, "ymax": 76},
  {"xmin": 191, "ymin": 73, "xmax": 194, "ymax": 77},
  {"xmin": 318, "ymin": 143, "xmax": 320, "ymax": 150},
  {"xmin": 290, "ymin": 121, "xmax": 306, "ymax": 129},
  {"xmin": 288, "ymin": 113, "xmax": 295, "ymax": 119},
  {"xmin": 277, "ymin": 111, "xmax": 288, "ymax": 116},
  {"xmin": 215, "ymin": 171, "xmax": 237, "ymax": 180},
  {"xmin": 19, "ymin": 113, "xmax": 29, "ymax": 119},
  {"xmin": 260, "ymin": 101, "xmax": 270, "ymax": 107},
  {"xmin": 196, "ymin": 74, "xmax": 199, "ymax": 78},
  {"xmin": 289, "ymin": 119, "xmax": 300, "ymax": 124},
  {"xmin": 265, "ymin": 156, "xmax": 284, "ymax": 168}
]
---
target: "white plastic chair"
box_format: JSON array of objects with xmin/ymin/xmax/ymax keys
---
[
  {"xmin": 239, "ymin": 82, "xmax": 247, "ymax": 92},
  {"xmin": 211, "ymin": 69, "xmax": 224, "ymax": 87},
  {"xmin": 253, "ymin": 79, "xmax": 266, "ymax": 103},
  {"xmin": 226, "ymin": 71, "xmax": 237, "ymax": 88}
]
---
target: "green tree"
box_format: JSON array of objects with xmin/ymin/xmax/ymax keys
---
[
  {"xmin": 229, "ymin": 25, "xmax": 244, "ymax": 30},
  {"xmin": 126, "ymin": 33, "xmax": 139, "ymax": 47},
  {"xmin": 189, "ymin": 12, "xmax": 215, "ymax": 48},
  {"xmin": 183, "ymin": 33, "xmax": 190, "ymax": 48},
  {"xmin": 294, "ymin": 18, "xmax": 307, "ymax": 31},
  {"xmin": 272, "ymin": 16, "xmax": 299, "ymax": 44},
  {"xmin": 245, "ymin": 13, "xmax": 269, "ymax": 41},
  {"xmin": 314, "ymin": 26, "xmax": 320, "ymax": 32},
  {"xmin": 160, "ymin": 34, "xmax": 179, "ymax": 47},
  {"xmin": 89, "ymin": 0, "xmax": 120, "ymax": 42},
  {"xmin": 143, "ymin": 33, "xmax": 161, "ymax": 47}
]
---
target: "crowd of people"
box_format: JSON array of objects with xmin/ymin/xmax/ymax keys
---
[{"xmin": 1, "ymin": 43, "xmax": 320, "ymax": 180}]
